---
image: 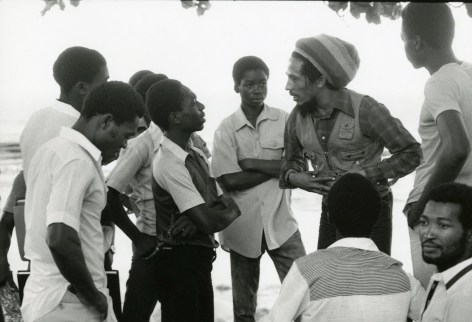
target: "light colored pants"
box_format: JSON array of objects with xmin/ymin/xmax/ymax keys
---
[{"xmin": 34, "ymin": 290, "xmax": 117, "ymax": 322}]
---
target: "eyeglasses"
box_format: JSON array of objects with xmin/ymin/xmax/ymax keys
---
[{"xmin": 242, "ymin": 81, "xmax": 267, "ymax": 90}]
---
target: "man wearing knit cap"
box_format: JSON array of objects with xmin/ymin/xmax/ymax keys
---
[
  {"xmin": 263, "ymin": 173, "xmax": 425, "ymax": 322},
  {"xmin": 281, "ymin": 34, "xmax": 421, "ymax": 254}
]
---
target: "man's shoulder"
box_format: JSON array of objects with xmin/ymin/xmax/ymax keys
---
[
  {"xmin": 428, "ymin": 63, "xmax": 472, "ymax": 87},
  {"xmin": 217, "ymin": 110, "xmax": 240, "ymax": 130}
]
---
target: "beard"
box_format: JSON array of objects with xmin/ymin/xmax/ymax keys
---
[
  {"xmin": 423, "ymin": 232, "xmax": 467, "ymax": 271},
  {"xmin": 299, "ymin": 96, "xmax": 320, "ymax": 117}
]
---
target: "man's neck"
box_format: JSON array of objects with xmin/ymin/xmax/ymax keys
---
[
  {"xmin": 437, "ymin": 252, "xmax": 472, "ymax": 273},
  {"xmin": 58, "ymin": 93, "xmax": 82, "ymax": 113},
  {"xmin": 424, "ymin": 48, "xmax": 460, "ymax": 75},
  {"xmin": 165, "ymin": 128, "xmax": 192, "ymax": 151},
  {"xmin": 241, "ymin": 102, "xmax": 264, "ymax": 127},
  {"xmin": 299, "ymin": 88, "xmax": 339, "ymax": 117}
]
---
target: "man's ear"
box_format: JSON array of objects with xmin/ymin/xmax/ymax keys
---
[
  {"xmin": 234, "ymin": 83, "xmax": 240, "ymax": 94},
  {"xmin": 317, "ymin": 76, "xmax": 327, "ymax": 89},
  {"xmin": 169, "ymin": 111, "xmax": 181, "ymax": 126},
  {"xmin": 466, "ymin": 229, "xmax": 472, "ymax": 245},
  {"xmin": 99, "ymin": 114, "xmax": 114, "ymax": 130},
  {"xmin": 75, "ymin": 81, "xmax": 89, "ymax": 95},
  {"xmin": 413, "ymin": 35, "xmax": 422, "ymax": 51}
]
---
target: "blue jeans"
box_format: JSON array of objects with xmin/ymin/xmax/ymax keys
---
[
  {"xmin": 317, "ymin": 192, "xmax": 393, "ymax": 254},
  {"xmin": 231, "ymin": 230, "xmax": 306, "ymax": 322},
  {"xmin": 122, "ymin": 236, "xmax": 159, "ymax": 322}
]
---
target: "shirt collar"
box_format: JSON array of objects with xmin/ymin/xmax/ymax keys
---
[
  {"xmin": 51, "ymin": 100, "xmax": 81, "ymax": 119},
  {"xmin": 59, "ymin": 127, "xmax": 102, "ymax": 163},
  {"xmin": 328, "ymin": 237, "xmax": 379, "ymax": 252},
  {"xmin": 148, "ymin": 122, "xmax": 164, "ymax": 152},
  {"xmin": 160, "ymin": 136, "xmax": 190, "ymax": 162},
  {"xmin": 310, "ymin": 89, "xmax": 354, "ymax": 119},
  {"xmin": 432, "ymin": 257, "xmax": 472, "ymax": 284},
  {"xmin": 234, "ymin": 104, "xmax": 279, "ymax": 131}
]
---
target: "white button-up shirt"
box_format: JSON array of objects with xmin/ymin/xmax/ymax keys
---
[
  {"xmin": 20, "ymin": 100, "xmax": 79, "ymax": 179},
  {"xmin": 21, "ymin": 127, "xmax": 115, "ymax": 322},
  {"xmin": 106, "ymin": 123, "xmax": 163, "ymax": 235},
  {"xmin": 421, "ymin": 257, "xmax": 472, "ymax": 322},
  {"xmin": 211, "ymin": 105, "xmax": 298, "ymax": 258}
]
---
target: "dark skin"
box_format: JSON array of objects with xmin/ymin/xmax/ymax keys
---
[
  {"xmin": 164, "ymin": 86, "xmax": 241, "ymax": 233},
  {"xmin": 401, "ymin": 32, "xmax": 470, "ymax": 227},
  {"xmin": 219, "ymin": 69, "xmax": 283, "ymax": 192},
  {"xmin": 106, "ymin": 188, "xmax": 157, "ymax": 257},
  {"xmin": 285, "ymin": 58, "xmax": 365, "ymax": 195},
  {"xmin": 47, "ymin": 223, "xmax": 108, "ymax": 320},
  {"xmin": 0, "ymin": 70, "xmax": 110, "ymax": 284}
]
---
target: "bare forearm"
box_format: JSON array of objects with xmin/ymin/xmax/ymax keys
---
[
  {"xmin": 107, "ymin": 188, "xmax": 141, "ymax": 242},
  {"xmin": 47, "ymin": 224, "xmax": 101, "ymax": 303},
  {"xmin": 205, "ymin": 207, "xmax": 241, "ymax": 233},
  {"xmin": 241, "ymin": 159, "xmax": 281, "ymax": 177},
  {"xmin": 412, "ymin": 150, "xmax": 468, "ymax": 224},
  {"xmin": 184, "ymin": 198, "xmax": 241, "ymax": 234},
  {"xmin": 219, "ymin": 172, "xmax": 271, "ymax": 191}
]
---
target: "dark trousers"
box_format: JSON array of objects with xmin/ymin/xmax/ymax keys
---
[
  {"xmin": 317, "ymin": 192, "xmax": 393, "ymax": 254},
  {"xmin": 155, "ymin": 245, "xmax": 215, "ymax": 322},
  {"xmin": 122, "ymin": 244, "xmax": 159, "ymax": 322}
]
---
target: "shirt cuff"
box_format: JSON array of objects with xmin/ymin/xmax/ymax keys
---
[{"xmin": 46, "ymin": 212, "xmax": 80, "ymax": 232}]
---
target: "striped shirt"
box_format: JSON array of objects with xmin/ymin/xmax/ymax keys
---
[{"xmin": 261, "ymin": 238, "xmax": 425, "ymax": 322}]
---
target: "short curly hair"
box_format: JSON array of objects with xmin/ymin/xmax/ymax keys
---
[
  {"xmin": 426, "ymin": 183, "xmax": 472, "ymax": 231},
  {"xmin": 146, "ymin": 79, "xmax": 184, "ymax": 131},
  {"xmin": 232, "ymin": 56, "xmax": 269, "ymax": 85},
  {"xmin": 53, "ymin": 46, "xmax": 107, "ymax": 93},
  {"xmin": 402, "ymin": 3, "xmax": 455, "ymax": 49},
  {"xmin": 81, "ymin": 81, "xmax": 145, "ymax": 125}
]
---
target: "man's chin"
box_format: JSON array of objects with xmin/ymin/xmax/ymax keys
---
[{"xmin": 422, "ymin": 252, "xmax": 440, "ymax": 265}]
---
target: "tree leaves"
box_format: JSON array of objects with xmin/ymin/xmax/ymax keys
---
[
  {"xmin": 41, "ymin": 0, "xmax": 80, "ymax": 16},
  {"xmin": 181, "ymin": 0, "xmax": 211, "ymax": 16},
  {"xmin": 328, "ymin": 2, "xmax": 403, "ymax": 25}
]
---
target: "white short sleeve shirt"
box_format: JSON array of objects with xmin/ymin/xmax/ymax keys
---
[
  {"xmin": 408, "ymin": 62, "xmax": 472, "ymax": 203},
  {"xmin": 21, "ymin": 127, "xmax": 115, "ymax": 322}
]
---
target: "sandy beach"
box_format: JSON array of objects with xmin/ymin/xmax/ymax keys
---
[{"xmin": 0, "ymin": 153, "xmax": 414, "ymax": 322}]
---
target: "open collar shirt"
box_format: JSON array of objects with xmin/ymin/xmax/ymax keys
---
[
  {"xmin": 21, "ymin": 127, "xmax": 112, "ymax": 322},
  {"xmin": 211, "ymin": 105, "xmax": 298, "ymax": 258},
  {"xmin": 282, "ymin": 89, "xmax": 421, "ymax": 186},
  {"xmin": 20, "ymin": 100, "xmax": 80, "ymax": 180},
  {"xmin": 420, "ymin": 257, "xmax": 472, "ymax": 322},
  {"xmin": 106, "ymin": 122, "xmax": 163, "ymax": 235},
  {"xmin": 152, "ymin": 136, "xmax": 222, "ymax": 248}
]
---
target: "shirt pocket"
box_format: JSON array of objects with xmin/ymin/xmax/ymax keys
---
[
  {"xmin": 260, "ymin": 139, "xmax": 284, "ymax": 160},
  {"xmin": 339, "ymin": 145, "xmax": 371, "ymax": 163}
]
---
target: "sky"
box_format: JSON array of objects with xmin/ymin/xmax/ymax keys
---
[{"xmin": 1, "ymin": 1, "xmax": 472, "ymax": 144}]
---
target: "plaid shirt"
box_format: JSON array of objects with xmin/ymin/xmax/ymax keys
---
[{"xmin": 282, "ymin": 89, "xmax": 421, "ymax": 186}]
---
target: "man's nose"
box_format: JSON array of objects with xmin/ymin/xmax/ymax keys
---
[{"xmin": 285, "ymin": 79, "xmax": 292, "ymax": 91}]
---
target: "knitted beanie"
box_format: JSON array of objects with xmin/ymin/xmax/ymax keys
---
[
  {"xmin": 327, "ymin": 173, "xmax": 381, "ymax": 237},
  {"xmin": 294, "ymin": 34, "xmax": 360, "ymax": 89}
]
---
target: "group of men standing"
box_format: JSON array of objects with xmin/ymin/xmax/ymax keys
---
[{"xmin": 0, "ymin": 2, "xmax": 472, "ymax": 322}]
